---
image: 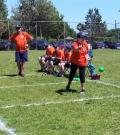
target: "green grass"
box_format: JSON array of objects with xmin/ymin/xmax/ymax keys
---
[{"xmin": 0, "ymin": 49, "xmax": 120, "ymax": 135}]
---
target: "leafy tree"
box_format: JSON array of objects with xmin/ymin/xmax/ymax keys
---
[
  {"xmin": 77, "ymin": 8, "xmax": 107, "ymax": 37},
  {"xmin": 0, "ymin": 0, "xmax": 8, "ymax": 39},
  {"xmin": 11, "ymin": 0, "xmax": 75, "ymax": 40},
  {"xmin": 77, "ymin": 23, "xmax": 86, "ymax": 31},
  {"xmin": 0, "ymin": 0, "xmax": 7, "ymax": 19}
]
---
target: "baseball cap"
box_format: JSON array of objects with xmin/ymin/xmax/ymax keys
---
[
  {"xmin": 77, "ymin": 33, "xmax": 85, "ymax": 38},
  {"xmin": 15, "ymin": 25, "xmax": 21, "ymax": 29}
]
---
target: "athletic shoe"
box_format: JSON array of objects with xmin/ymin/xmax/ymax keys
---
[
  {"xmin": 80, "ymin": 89, "xmax": 85, "ymax": 95},
  {"xmin": 18, "ymin": 72, "xmax": 25, "ymax": 77},
  {"xmin": 20, "ymin": 73, "xmax": 25, "ymax": 77}
]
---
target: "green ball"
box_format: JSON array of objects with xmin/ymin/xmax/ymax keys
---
[
  {"xmin": 98, "ymin": 66, "xmax": 105, "ymax": 72},
  {"xmin": 73, "ymin": 77, "xmax": 80, "ymax": 81}
]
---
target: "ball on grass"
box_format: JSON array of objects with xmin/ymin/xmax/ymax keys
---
[
  {"xmin": 98, "ymin": 66, "xmax": 105, "ymax": 72},
  {"xmin": 73, "ymin": 77, "xmax": 80, "ymax": 81}
]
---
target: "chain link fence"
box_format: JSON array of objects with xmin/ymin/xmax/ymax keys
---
[{"xmin": 0, "ymin": 20, "xmax": 120, "ymax": 50}]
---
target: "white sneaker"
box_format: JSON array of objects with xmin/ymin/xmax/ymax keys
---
[{"xmin": 80, "ymin": 89, "xmax": 85, "ymax": 95}]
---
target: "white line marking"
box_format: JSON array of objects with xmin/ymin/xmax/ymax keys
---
[
  {"xmin": 0, "ymin": 119, "xmax": 17, "ymax": 135},
  {"xmin": 0, "ymin": 73, "xmax": 46, "ymax": 79},
  {"xmin": 0, "ymin": 82, "xmax": 66, "ymax": 89},
  {"xmin": 0, "ymin": 95, "xmax": 120, "ymax": 109},
  {"xmin": 0, "ymin": 80, "xmax": 120, "ymax": 89},
  {"xmin": 87, "ymin": 79, "xmax": 120, "ymax": 89},
  {"xmin": 0, "ymin": 73, "xmax": 120, "ymax": 89},
  {"xmin": 0, "ymin": 76, "xmax": 7, "ymax": 79}
]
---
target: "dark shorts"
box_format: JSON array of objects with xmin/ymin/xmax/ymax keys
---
[
  {"xmin": 15, "ymin": 51, "xmax": 28, "ymax": 62},
  {"xmin": 65, "ymin": 62, "xmax": 71, "ymax": 68},
  {"xmin": 53, "ymin": 58, "xmax": 61, "ymax": 65}
]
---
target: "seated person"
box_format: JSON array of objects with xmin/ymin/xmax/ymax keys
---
[
  {"xmin": 49, "ymin": 46, "xmax": 65, "ymax": 75},
  {"xmin": 57, "ymin": 47, "xmax": 71, "ymax": 77},
  {"xmin": 38, "ymin": 44, "xmax": 55, "ymax": 71},
  {"xmin": 53, "ymin": 46, "xmax": 65, "ymax": 65}
]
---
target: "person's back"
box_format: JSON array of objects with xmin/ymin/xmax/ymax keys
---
[
  {"xmin": 64, "ymin": 49, "xmax": 71, "ymax": 62},
  {"xmin": 56, "ymin": 47, "xmax": 65, "ymax": 60},
  {"xmin": 46, "ymin": 45, "xmax": 55, "ymax": 57}
]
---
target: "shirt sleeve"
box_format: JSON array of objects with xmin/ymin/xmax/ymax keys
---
[
  {"xmin": 9, "ymin": 34, "xmax": 16, "ymax": 41},
  {"xmin": 24, "ymin": 32, "xmax": 33, "ymax": 40}
]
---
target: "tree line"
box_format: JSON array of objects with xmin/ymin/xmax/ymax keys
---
[{"xmin": 0, "ymin": 0, "xmax": 119, "ymax": 41}]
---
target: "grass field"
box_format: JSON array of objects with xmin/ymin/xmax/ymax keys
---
[{"xmin": 0, "ymin": 49, "xmax": 120, "ymax": 135}]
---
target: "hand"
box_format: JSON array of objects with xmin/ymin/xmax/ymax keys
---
[
  {"xmin": 25, "ymin": 44, "xmax": 29, "ymax": 50},
  {"xmin": 77, "ymin": 45, "xmax": 82, "ymax": 51}
]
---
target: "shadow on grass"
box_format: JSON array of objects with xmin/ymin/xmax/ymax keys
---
[
  {"xmin": 56, "ymin": 88, "xmax": 78, "ymax": 95},
  {"xmin": 1, "ymin": 74, "xmax": 18, "ymax": 77},
  {"xmin": 36, "ymin": 69, "xmax": 43, "ymax": 72}
]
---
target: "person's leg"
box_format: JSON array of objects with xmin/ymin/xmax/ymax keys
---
[
  {"xmin": 66, "ymin": 63, "xmax": 78, "ymax": 90},
  {"xmin": 19, "ymin": 51, "xmax": 28, "ymax": 76},
  {"xmin": 48, "ymin": 60, "xmax": 54, "ymax": 74},
  {"xmin": 39, "ymin": 56, "xmax": 46, "ymax": 70},
  {"xmin": 17, "ymin": 62, "xmax": 21, "ymax": 75},
  {"xmin": 15, "ymin": 52, "xmax": 21, "ymax": 75},
  {"xmin": 79, "ymin": 66, "xmax": 86, "ymax": 92},
  {"xmin": 57, "ymin": 62, "xmax": 65, "ymax": 77},
  {"xmin": 20, "ymin": 62, "xmax": 25, "ymax": 76}
]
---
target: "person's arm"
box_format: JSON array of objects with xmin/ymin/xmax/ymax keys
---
[
  {"xmin": 9, "ymin": 34, "xmax": 17, "ymax": 47},
  {"xmin": 73, "ymin": 43, "xmax": 82, "ymax": 52},
  {"xmin": 24, "ymin": 32, "xmax": 34, "ymax": 41},
  {"xmin": 76, "ymin": 44, "xmax": 82, "ymax": 51},
  {"xmin": 9, "ymin": 34, "xmax": 15, "ymax": 42},
  {"xmin": 24, "ymin": 32, "xmax": 33, "ymax": 49}
]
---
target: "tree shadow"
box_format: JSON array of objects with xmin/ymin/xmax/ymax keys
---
[{"xmin": 56, "ymin": 88, "xmax": 78, "ymax": 95}]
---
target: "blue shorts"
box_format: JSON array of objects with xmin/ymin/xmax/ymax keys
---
[{"xmin": 15, "ymin": 51, "xmax": 28, "ymax": 62}]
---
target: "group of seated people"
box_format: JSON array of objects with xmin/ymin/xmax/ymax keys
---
[
  {"xmin": 38, "ymin": 41, "xmax": 99, "ymax": 79},
  {"xmin": 38, "ymin": 44, "xmax": 72, "ymax": 77}
]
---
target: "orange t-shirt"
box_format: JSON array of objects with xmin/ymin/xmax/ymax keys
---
[
  {"xmin": 70, "ymin": 40, "xmax": 89, "ymax": 67},
  {"xmin": 10, "ymin": 31, "xmax": 33, "ymax": 52},
  {"xmin": 56, "ymin": 48, "xmax": 65, "ymax": 60},
  {"xmin": 46, "ymin": 46, "xmax": 55, "ymax": 57},
  {"xmin": 64, "ymin": 51, "xmax": 71, "ymax": 61}
]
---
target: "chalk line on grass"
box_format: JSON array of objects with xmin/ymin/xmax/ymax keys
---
[
  {"xmin": 87, "ymin": 79, "xmax": 120, "ymax": 89},
  {"xmin": 0, "ymin": 95, "xmax": 120, "ymax": 109},
  {"xmin": 0, "ymin": 79, "xmax": 120, "ymax": 89},
  {"xmin": 0, "ymin": 119, "xmax": 16, "ymax": 135}
]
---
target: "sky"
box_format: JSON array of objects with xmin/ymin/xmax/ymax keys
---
[{"xmin": 6, "ymin": 0, "xmax": 120, "ymax": 30}]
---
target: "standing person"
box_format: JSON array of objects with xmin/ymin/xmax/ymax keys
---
[
  {"xmin": 66, "ymin": 33, "xmax": 90, "ymax": 93},
  {"xmin": 9, "ymin": 25, "xmax": 33, "ymax": 77}
]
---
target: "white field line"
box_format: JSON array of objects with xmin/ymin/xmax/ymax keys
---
[
  {"xmin": 0, "ymin": 76, "xmax": 8, "ymax": 79},
  {"xmin": 0, "ymin": 79, "xmax": 120, "ymax": 89},
  {"xmin": 0, "ymin": 82, "xmax": 67, "ymax": 89},
  {"xmin": 0, "ymin": 73, "xmax": 46, "ymax": 79},
  {"xmin": 0, "ymin": 73, "xmax": 120, "ymax": 88},
  {"xmin": 87, "ymin": 79, "xmax": 120, "ymax": 89},
  {"xmin": 0, "ymin": 95, "xmax": 120, "ymax": 109},
  {"xmin": 0, "ymin": 119, "xmax": 16, "ymax": 135}
]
